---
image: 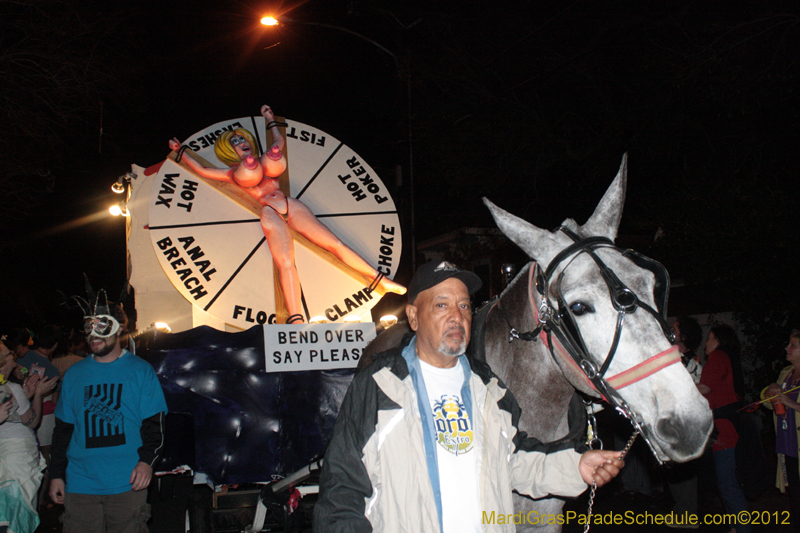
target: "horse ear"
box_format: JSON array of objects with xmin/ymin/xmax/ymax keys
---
[
  {"xmin": 482, "ymin": 198, "xmax": 563, "ymax": 265},
  {"xmin": 579, "ymin": 153, "xmax": 628, "ymax": 241}
]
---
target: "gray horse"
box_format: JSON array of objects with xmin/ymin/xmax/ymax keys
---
[{"xmin": 363, "ymin": 156, "xmax": 712, "ymax": 532}]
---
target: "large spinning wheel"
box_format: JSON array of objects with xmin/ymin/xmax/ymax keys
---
[{"xmin": 147, "ymin": 116, "xmax": 402, "ymax": 329}]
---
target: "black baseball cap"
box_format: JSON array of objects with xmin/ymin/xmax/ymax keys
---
[{"xmin": 407, "ymin": 261, "xmax": 482, "ymax": 303}]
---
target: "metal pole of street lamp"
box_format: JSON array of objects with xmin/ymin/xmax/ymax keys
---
[
  {"xmin": 261, "ymin": 15, "xmax": 416, "ymax": 269},
  {"xmin": 268, "ymin": 17, "xmax": 399, "ymax": 69}
]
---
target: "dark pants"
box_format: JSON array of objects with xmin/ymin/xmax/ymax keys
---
[
  {"xmin": 713, "ymin": 448, "xmax": 750, "ymax": 533},
  {"xmin": 62, "ymin": 490, "xmax": 150, "ymax": 533},
  {"xmin": 666, "ymin": 458, "xmax": 698, "ymax": 516}
]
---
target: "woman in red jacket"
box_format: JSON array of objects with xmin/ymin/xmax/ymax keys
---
[{"xmin": 698, "ymin": 324, "xmax": 750, "ymax": 533}]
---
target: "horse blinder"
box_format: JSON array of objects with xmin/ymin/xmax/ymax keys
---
[{"xmin": 622, "ymin": 250, "xmax": 670, "ymax": 316}]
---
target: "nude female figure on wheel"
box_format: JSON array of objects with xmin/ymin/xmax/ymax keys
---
[{"xmin": 169, "ymin": 105, "xmax": 405, "ymax": 324}]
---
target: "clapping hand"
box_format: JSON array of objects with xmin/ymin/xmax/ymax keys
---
[
  {"xmin": 36, "ymin": 376, "xmax": 59, "ymax": 396},
  {"xmin": 23, "ymin": 372, "xmax": 41, "ymax": 399}
]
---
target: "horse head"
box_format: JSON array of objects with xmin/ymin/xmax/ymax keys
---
[{"xmin": 484, "ymin": 155, "xmax": 712, "ymax": 463}]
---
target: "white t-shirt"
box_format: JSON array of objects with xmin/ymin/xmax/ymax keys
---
[
  {"xmin": 420, "ymin": 359, "xmax": 481, "ymax": 533},
  {"xmin": 0, "ymin": 382, "xmax": 33, "ymax": 440}
]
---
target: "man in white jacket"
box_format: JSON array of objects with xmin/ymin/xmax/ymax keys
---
[{"xmin": 315, "ymin": 261, "xmax": 623, "ymax": 532}]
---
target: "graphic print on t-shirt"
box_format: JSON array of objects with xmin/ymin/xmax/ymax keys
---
[
  {"xmin": 431, "ymin": 394, "xmax": 474, "ymax": 455},
  {"xmin": 83, "ymin": 384, "xmax": 125, "ymax": 448}
]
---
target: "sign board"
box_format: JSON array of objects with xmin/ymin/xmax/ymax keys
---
[
  {"xmin": 263, "ymin": 323, "xmax": 376, "ymax": 372},
  {"xmin": 146, "ymin": 116, "xmax": 402, "ymax": 329}
]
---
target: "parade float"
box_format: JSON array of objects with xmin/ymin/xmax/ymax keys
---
[{"xmin": 121, "ymin": 108, "xmax": 403, "ymax": 532}]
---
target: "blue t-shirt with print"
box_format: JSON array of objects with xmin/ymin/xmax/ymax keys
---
[{"xmin": 55, "ymin": 350, "xmax": 167, "ymax": 495}]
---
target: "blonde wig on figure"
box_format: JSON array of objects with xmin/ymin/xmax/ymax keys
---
[{"xmin": 214, "ymin": 128, "xmax": 260, "ymax": 167}]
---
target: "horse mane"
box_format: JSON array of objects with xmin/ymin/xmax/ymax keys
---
[{"xmin": 464, "ymin": 299, "xmax": 497, "ymax": 365}]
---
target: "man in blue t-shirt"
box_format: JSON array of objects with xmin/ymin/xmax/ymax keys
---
[{"xmin": 49, "ymin": 306, "xmax": 167, "ymax": 533}]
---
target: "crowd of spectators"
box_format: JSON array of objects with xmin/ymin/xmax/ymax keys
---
[
  {"xmin": 0, "ymin": 325, "xmax": 88, "ymax": 532},
  {"xmin": 3, "ymin": 313, "xmax": 800, "ymax": 533}
]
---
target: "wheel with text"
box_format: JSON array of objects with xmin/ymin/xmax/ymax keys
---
[{"xmin": 147, "ymin": 116, "xmax": 402, "ymax": 329}]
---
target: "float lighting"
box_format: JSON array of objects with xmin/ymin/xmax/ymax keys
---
[
  {"xmin": 111, "ymin": 172, "xmax": 135, "ymax": 193},
  {"xmin": 309, "ymin": 316, "xmax": 328, "ymax": 324},
  {"xmin": 379, "ymin": 315, "xmax": 398, "ymax": 329},
  {"xmin": 109, "ymin": 203, "xmax": 129, "ymax": 217},
  {"xmin": 109, "ymin": 172, "xmax": 134, "ymax": 216}
]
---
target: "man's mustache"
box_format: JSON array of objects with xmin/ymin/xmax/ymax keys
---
[{"xmin": 444, "ymin": 325, "xmax": 466, "ymax": 337}]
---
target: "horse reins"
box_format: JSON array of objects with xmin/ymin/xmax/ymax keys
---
[{"xmin": 499, "ymin": 227, "xmax": 680, "ymax": 464}]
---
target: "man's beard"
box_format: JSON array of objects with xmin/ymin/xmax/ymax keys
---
[
  {"xmin": 90, "ymin": 339, "xmax": 115, "ymax": 358},
  {"xmin": 438, "ymin": 326, "xmax": 467, "ymax": 357}
]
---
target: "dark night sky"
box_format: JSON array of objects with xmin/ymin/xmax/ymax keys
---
[{"xmin": 2, "ymin": 0, "xmax": 798, "ymax": 330}]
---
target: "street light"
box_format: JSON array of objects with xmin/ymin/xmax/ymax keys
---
[
  {"xmin": 261, "ymin": 16, "xmax": 398, "ymax": 68},
  {"xmin": 261, "ymin": 14, "xmax": 417, "ymax": 269}
]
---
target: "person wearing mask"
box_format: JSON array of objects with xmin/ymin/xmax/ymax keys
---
[{"xmin": 49, "ymin": 304, "xmax": 167, "ymax": 533}]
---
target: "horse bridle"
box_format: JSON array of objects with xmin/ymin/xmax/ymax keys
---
[{"xmin": 506, "ymin": 227, "xmax": 680, "ymax": 463}]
